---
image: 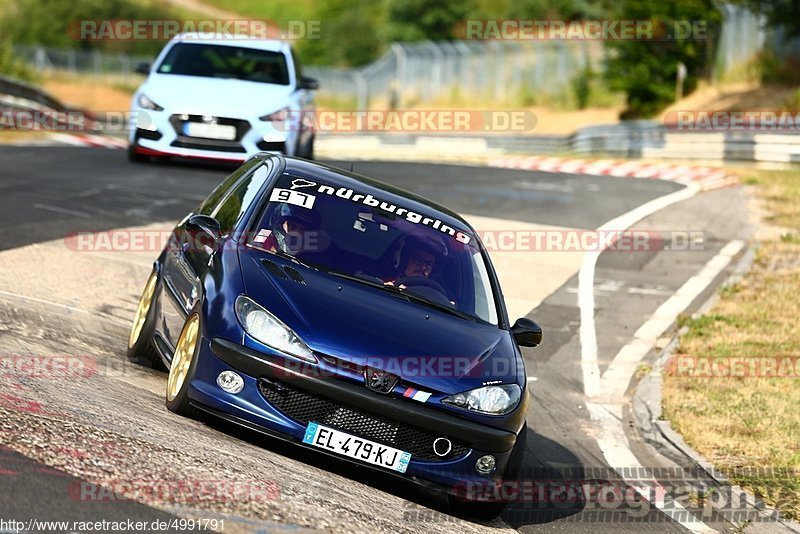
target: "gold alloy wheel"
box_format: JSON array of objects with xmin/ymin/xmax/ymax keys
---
[
  {"xmin": 167, "ymin": 314, "xmax": 200, "ymax": 402},
  {"xmin": 128, "ymin": 270, "xmax": 157, "ymax": 349}
]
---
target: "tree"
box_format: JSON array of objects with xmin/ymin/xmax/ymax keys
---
[
  {"xmin": 604, "ymin": 0, "xmax": 721, "ymax": 118},
  {"xmin": 728, "ymin": 0, "xmax": 800, "ymax": 39}
]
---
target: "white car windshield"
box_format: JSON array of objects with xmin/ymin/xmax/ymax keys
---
[
  {"xmin": 157, "ymin": 43, "xmax": 290, "ymax": 85},
  {"xmin": 247, "ymin": 173, "xmax": 500, "ymax": 325}
]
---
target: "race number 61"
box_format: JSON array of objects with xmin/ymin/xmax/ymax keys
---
[{"xmin": 269, "ymin": 188, "xmax": 316, "ymax": 209}]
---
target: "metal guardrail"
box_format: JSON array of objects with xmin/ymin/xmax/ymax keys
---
[
  {"xmin": 317, "ymin": 124, "xmax": 800, "ymax": 164},
  {"xmin": 0, "ymin": 75, "xmax": 68, "ymax": 111}
]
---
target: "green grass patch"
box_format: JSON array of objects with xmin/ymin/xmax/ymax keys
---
[{"xmin": 663, "ymin": 168, "xmax": 800, "ymax": 520}]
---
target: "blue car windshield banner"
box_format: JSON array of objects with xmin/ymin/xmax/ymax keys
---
[{"xmin": 247, "ymin": 173, "xmax": 498, "ymax": 325}]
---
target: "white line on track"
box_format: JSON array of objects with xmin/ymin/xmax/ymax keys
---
[
  {"xmin": 32, "ymin": 202, "xmax": 91, "ymax": 218},
  {"xmin": 598, "ymin": 239, "xmax": 744, "ymax": 401},
  {"xmin": 579, "ymin": 183, "xmax": 700, "ymax": 398},
  {"xmin": 0, "ymin": 289, "xmax": 129, "ymax": 326},
  {"xmin": 575, "ymin": 182, "xmax": 747, "ymax": 532}
]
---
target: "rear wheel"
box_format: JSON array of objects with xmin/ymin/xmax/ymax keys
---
[
  {"xmin": 448, "ymin": 424, "xmax": 527, "ymax": 520},
  {"xmin": 165, "ymin": 313, "xmax": 201, "ymax": 418},
  {"xmin": 126, "ymin": 270, "xmax": 166, "ymax": 370}
]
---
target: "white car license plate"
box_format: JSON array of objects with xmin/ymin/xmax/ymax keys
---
[
  {"xmin": 302, "ymin": 422, "xmax": 412, "ymax": 473},
  {"xmin": 183, "ymin": 122, "xmax": 237, "ymax": 140}
]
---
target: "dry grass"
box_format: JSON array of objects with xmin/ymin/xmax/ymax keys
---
[
  {"xmin": 663, "ymin": 168, "xmax": 800, "ymax": 520},
  {"xmin": 40, "ymin": 71, "xmax": 139, "ymax": 112}
]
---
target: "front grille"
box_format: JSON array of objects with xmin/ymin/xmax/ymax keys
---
[
  {"xmin": 171, "ymin": 139, "xmax": 246, "ymax": 153},
  {"xmin": 258, "ymin": 379, "xmax": 470, "ymax": 461}
]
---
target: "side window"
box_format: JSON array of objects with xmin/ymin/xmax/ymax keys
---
[
  {"xmin": 197, "ymin": 158, "xmax": 262, "ymax": 216},
  {"xmin": 212, "ymin": 161, "xmax": 273, "ymax": 233}
]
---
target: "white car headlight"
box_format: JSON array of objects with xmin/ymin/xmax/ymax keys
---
[
  {"xmin": 443, "ymin": 384, "xmax": 521, "ymax": 415},
  {"xmin": 137, "ymin": 93, "xmax": 163, "ymax": 111},
  {"xmin": 234, "ymin": 295, "xmax": 316, "ymax": 362}
]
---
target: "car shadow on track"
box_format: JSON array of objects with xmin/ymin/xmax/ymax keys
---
[
  {"xmin": 201, "ymin": 415, "xmax": 584, "ymax": 528},
  {"xmin": 503, "ymin": 428, "xmax": 586, "ymax": 527}
]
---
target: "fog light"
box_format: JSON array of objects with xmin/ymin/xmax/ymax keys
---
[
  {"xmin": 475, "ymin": 455, "xmax": 496, "ymax": 475},
  {"xmin": 217, "ymin": 371, "xmax": 244, "ymax": 394}
]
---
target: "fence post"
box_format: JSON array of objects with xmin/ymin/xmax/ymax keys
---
[
  {"xmin": 391, "ymin": 43, "xmax": 406, "ymax": 105},
  {"xmin": 353, "ymin": 70, "xmax": 367, "ymax": 117}
]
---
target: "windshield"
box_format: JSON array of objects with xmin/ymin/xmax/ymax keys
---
[
  {"xmin": 157, "ymin": 43, "xmax": 290, "ymax": 85},
  {"xmin": 247, "ymin": 173, "xmax": 500, "ymax": 325}
]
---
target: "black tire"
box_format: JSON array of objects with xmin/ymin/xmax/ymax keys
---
[
  {"xmin": 127, "ymin": 143, "xmax": 148, "ymax": 163},
  {"xmin": 126, "ymin": 270, "xmax": 167, "ymax": 371},
  {"xmin": 165, "ymin": 312, "xmax": 202, "ymax": 418},
  {"xmin": 447, "ymin": 424, "xmax": 528, "ymax": 520}
]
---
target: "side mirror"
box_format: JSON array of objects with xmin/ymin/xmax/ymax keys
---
[
  {"xmin": 511, "ymin": 318, "xmax": 543, "ymax": 347},
  {"xmin": 186, "ymin": 214, "xmax": 222, "ymax": 248},
  {"xmin": 133, "ymin": 62, "xmax": 151, "ymax": 75},
  {"xmin": 298, "ymin": 76, "xmax": 319, "ymax": 90}
]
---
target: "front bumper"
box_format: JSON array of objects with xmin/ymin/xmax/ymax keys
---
[
  {"xmin": 130, "ymin": 108, "xmax": 299, "ymax": 161},
  {"xmin": 187, "ymin": 337, "xmax": 521, "ymax": 492}
]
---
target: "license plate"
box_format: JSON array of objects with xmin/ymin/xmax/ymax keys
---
[
  {"xmin": 302, "ymin": 422, "xmax": 411, "ymax": 473},
  {"xmin": 183, "ymin": 122, "xmax": 236, "ymax": 140}
]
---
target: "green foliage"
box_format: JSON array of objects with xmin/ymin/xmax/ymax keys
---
[
  {"xmin": 572, "ymin": 65, "xmax": 594, "ymax": 109},
  {"xmin": 604, "ymin": 0, "xmax": 721, "ymax": 118},
  {"xmin": 383, "ymin": 0, "xmax": 474, "ymax": 41},
  {"xmin": 0, "ymin": 0, "xmax": 186, "ymax": 56},
  {"xmin": 296, "ymin": 0, "xmax": 384, "ymax": 67},
  {"xmin": 0, "ymin": 35, "xmax": 39, "ymax": 81}
]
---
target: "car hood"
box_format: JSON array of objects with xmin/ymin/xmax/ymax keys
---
[
  {"xmin": 140, "ymin": 74, "xmax": 293, "ymax": 116},
  {"xmin": 239, "ymin": 249, "xmax": 519, "ymax": 395}
]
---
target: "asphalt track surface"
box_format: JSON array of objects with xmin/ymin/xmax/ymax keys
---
[{"xmin": 0, "ymin": 146, "xmax": 755, "ymax": 533}]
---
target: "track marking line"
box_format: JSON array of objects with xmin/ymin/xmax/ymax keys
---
[
  {"xmin": 32, "ymin": 202, "xmax": 91, "ymax": 218},
  {"xmin": 586, "ymin": 401, "xmax": 718, "ymax": 533},
  {"xmin": 576, "ymin": 181, "xmax": 733, "ymax": 532},
  {"xmin": 579, "ymin": 183, "xmax": 700, "ymax": 398},
  {"xmin": 0, "ymin": 289, "xmax": 129, "ymax": 326},
  {"xmin": 597, "ymin": 239, "xmax": 744, "ymax": 402}
]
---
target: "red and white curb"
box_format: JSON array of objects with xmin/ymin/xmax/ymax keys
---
[
  {"xmin": 48, "ymin": 133, "xmax": 127, "ymax": 149},
  {"xmin": 489, "ymin": 155, "xmax": 738, "ymax": 191}
]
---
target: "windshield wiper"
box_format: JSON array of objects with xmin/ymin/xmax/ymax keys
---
[
  {"xmin": 327, "ymin": 271, "xmax": 407, "ymax": 296},
  {"xmin": 327, "ymin": 271, "xmax": 475, "ymax": 321},
  {"xmin": 402, "ymin": 292, "xmax": 475, "ymax": 321}
]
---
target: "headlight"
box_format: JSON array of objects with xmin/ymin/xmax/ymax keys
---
[
  {"xmin": 442, "ymin": 384, "xmax": 521, "ymax": 415},
  {"xmin": 259, "ymin": 106, "xmax": 289, "ymax": 122},
  {"xmin": 137, "ymin": 93, "xmax": 163, "ymax": 111},
  {"xmin": 234, "ymin": 295, "xmax": 316, "ymax": 362}
]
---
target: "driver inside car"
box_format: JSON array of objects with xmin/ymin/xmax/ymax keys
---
[{"xmin": 383, "ymin": 235, "xmax": 454, "ymax": 306}]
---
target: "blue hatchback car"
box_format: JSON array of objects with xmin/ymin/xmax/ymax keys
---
[{"xmin": 127, "ymin": 153, "xmax": 542, "ymax": 517}]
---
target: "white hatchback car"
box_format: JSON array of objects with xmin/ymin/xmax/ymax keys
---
[{"xmin": 128, "ymin": 33, "xmax": 318, "ymax": 163}]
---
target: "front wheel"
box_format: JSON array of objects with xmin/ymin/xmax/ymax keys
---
[{"xmin": 165, "ymin": 312, "xmax": 201, "ymax": 418}]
